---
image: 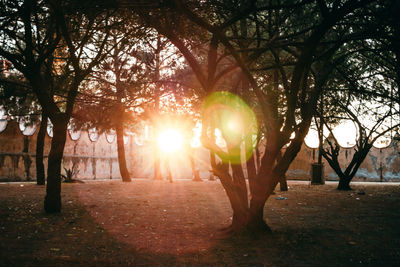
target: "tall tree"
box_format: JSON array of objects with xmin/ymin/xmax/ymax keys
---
[
  {"xmin": 74, "ymin": 19, "xmax": 151, "ymax": 182},
  {"xmin": 144, "ymin": 0, "xmax": 384, "ymax": 233}
]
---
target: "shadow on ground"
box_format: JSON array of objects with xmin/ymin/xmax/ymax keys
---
[{"xmin": 0, "ymin": 180, "xmax": 399, "ymax": 266}]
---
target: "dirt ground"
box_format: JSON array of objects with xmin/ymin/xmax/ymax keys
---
[{"xmin": 0, "ymin": 179, "xmax": 399, "ymax": 266}]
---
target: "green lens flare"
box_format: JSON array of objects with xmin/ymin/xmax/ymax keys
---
[{"xmin": 202, "ymin": 91, "xmax": 258, "ymax": 164}]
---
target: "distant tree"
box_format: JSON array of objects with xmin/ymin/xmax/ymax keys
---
[
  {"xmin": 136, "ymin": 34, "xmax": 191, "ymax": 181},
  {"xmin": 73, "ymin": 19, "xmax": 151, "ymax": 182},
  {"xmin": 316, "ymin": 46, "xmax": 400, "ymax": 190}
]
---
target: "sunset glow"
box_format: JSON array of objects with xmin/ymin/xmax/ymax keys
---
[{"xmin": 158, "ymin": 129, "xmax": 183, "ymax": 153}]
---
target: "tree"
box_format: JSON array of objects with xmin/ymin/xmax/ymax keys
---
[
  {"xmin": 316, "ymin": 49, "xmax": 400, "ymax": 190},
  {"xmin": 0, "ymin": 0, "xmax": 119, "ymax": 212},
  {"xmin": 144, "ymin": 0, "xmax": 385, "ymax": 234},
  {"xmin": 73, "ymin": 19, "xmax": 152, "ymax": 182},
  {"xmin": 312, "ymin": 0, "xmax": 400, "ymax": 189}
]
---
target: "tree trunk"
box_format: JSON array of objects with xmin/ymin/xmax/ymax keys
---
[
  {"xmin": 231, "ymin": 164, "xmax": 248, "ymax": 206},
  {"xmin": 153, "ymin": 36, "xmax": 162, "ymax": 181},
  {"xmin": 247, "ymin": 152, "xmax": 257, "ymax": 197},
  {"xmin": 279, "ymin": 175, "xmax": 288, "ymax": 191},
  {"xmin": 153, "ymin": 145, "xmax": 162, "ymax": 180},
  {"xmin": 276, "ymin": 151, "xmax": 288, "ymax": 191},
  {"xmin": 189, "ymin": 148, "xmax": 201, "ymax": 181},
  {"xmin": 255, "ymin": 146, "xmax": 261, "ymax": 172},
  {"xmin": 337, "ymin": 177, "xmax": 352, "ymax": 190},
  {"xmin": 209, "ymin": 151, "xmax": 216, "ymax": 181},
  {"xmin": 245, "ymin": 130, "xmax": 256, "ymax": 183},
  {"xmin": 115, "ymin": 118, "xmax": 131, "ymax": 182},
  {"xmin": 165, "ymin": 157, "xmax": 172, "ymax": 183},
  {"xmin": 44, "ymin": 117, "xmax": 67, "ymax": 213},
  {"xmin": 229, "ymin": 163, "xmax": 258, "ymax": 233},
  {"xmin": 36, "ymin": 113, "xmax": 47, "ymax": 185},
  {"xmin": 229, "ymin": 191, "xmax": 271, "ymax": 234},
  {"xmin": 247, "ymin": 206, "xmax": 271, "ymax": 233},
  {"xmin": 214, "ymin": 148, "xmax": 275, "ymax": 235},
  {"xmin": 247, "ymin": 178, "xmax": 273, "ymax": 234}
]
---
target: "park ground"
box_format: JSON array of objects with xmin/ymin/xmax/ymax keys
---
[{"xmin": 0, "ymin": 179, "xmax": 399, "ymax": 266}]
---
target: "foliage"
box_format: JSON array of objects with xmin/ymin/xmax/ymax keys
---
[
  {"xmin": 61, "ymin": 163, "xmax": 80, "ymax": 183},
  {"xmin": 141, "ymin": 0, "xmax": 399, "ymax": 232}
]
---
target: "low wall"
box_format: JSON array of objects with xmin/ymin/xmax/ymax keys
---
[
  {"xmin": 0, "ymin": 120, "xmax": 399, "ymax": 182},
  {"xmin": 287, "ymin": 144, "xmax": 400, "ymax": 182}
]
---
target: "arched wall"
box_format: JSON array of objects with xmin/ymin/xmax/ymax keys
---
[
  {"xmin": 287, "ymin": 144, "xmax": 400, "ymax": 181},
  {"xmin": 0, "ymin": 119, "xmax": 399, "ymax": 181}
]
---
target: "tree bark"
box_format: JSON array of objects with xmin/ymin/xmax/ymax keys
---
[
  {"xmin": 279, "ymin": 175, "xmax": 288, "ymax": 191},
  {"xmin": 44, "ymin": 116, "xmax": 67, "ymax": 213},
  {"xmin": 115, "ymin": 117, "xmax": 131, "ymax": 182},
  {"xmin": 209, "ymin": 151, "xmax": 216, "ymax": 181},
  {"xmin": 247, "ymin": 207, "xmax": 271, "ymax": 233},
  {"xmin": 245, "ymin": 131, "xmax": 257, "ymax": 182},
  {"xmin": 231, "ymin": 163, "xmax": 248, "ymax": 208},
  {"xmin": 248, "ymin": 178, "xmax": 273, "ymax": 233},
  {"xmin": 230, "ymin": 188, "xmax": 271, "ymax": 234},
  {"xmin": 36, "ymin": 113, "xmax": 47, "ymax": 185},
  {"xmin": 255, "ymin": 146, "xmax": 261, "ymax": 172},
  {"xmin": 337, "ymin": 177, "xmax": 352, "ymax": 190}
]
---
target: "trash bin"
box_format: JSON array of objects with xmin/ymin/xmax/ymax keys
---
[{"xmin": 311, "ymin": 163, "xmax": 324, "ymax": 185}]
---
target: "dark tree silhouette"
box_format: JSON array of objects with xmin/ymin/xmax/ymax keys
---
[
  {"xmin": 0, "ymin": 0, "xmax": 120, "ymax": 212},
  {"xmin": 144, "ymin": 0, "xmax": 389, "ymax": 234}
]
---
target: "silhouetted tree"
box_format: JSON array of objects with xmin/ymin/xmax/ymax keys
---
[
  {"xmin": 145, "ymin": 0, "xmax": 389, "ymax": 234},
  {"xmin": 0, "ymin": 0, "xmax": 120, "ymax": 212}
]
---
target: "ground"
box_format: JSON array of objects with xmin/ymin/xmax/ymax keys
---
[{"xmin": 0, "ymin": 179, "xmax": 399, "ymax": 266}]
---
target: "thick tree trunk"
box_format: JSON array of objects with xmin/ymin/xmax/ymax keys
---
[
  {"xmin": 226, "ymin": 162, "xmax": 270, "ymax": 234},
  {"xmin": 215, "ymin": 151, "xmax": 275, "ymax": 235},
  {"xmin": 229, "ymin": 193, "xmax": 271, "ymax": 234},
  {"xmin": 337, "ymin": 177, "xmax": 352, "ymax": 190},
  {"xmin": 247, "ymin": 180, "xmax": 272, "ymax": 233},
  {"xmin": 231, "ymin": 206, "xmax": 250, "ymax": 231},
  {"xmin": 247, "ymin": 207, "xmax": 271, "ymax": 233},
  {"xmin": 44, "ymin": 117, "xmax": 67, "ymax": 213},
  {"xmin": 36, "ymin": 113, "xmax": 47, "ymax": 185},
  {"xmin": 115, "ymin": 119, "xmax": 131, "ymax": 182}
]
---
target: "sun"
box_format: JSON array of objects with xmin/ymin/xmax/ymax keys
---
[{"xmin": 158, "ymin": 129, "xmax": 183, "ymax": 153}]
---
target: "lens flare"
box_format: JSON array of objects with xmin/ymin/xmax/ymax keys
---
[{"xmin": 202, "ymin": 91, "xmax": 257, "ymax": 164}]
